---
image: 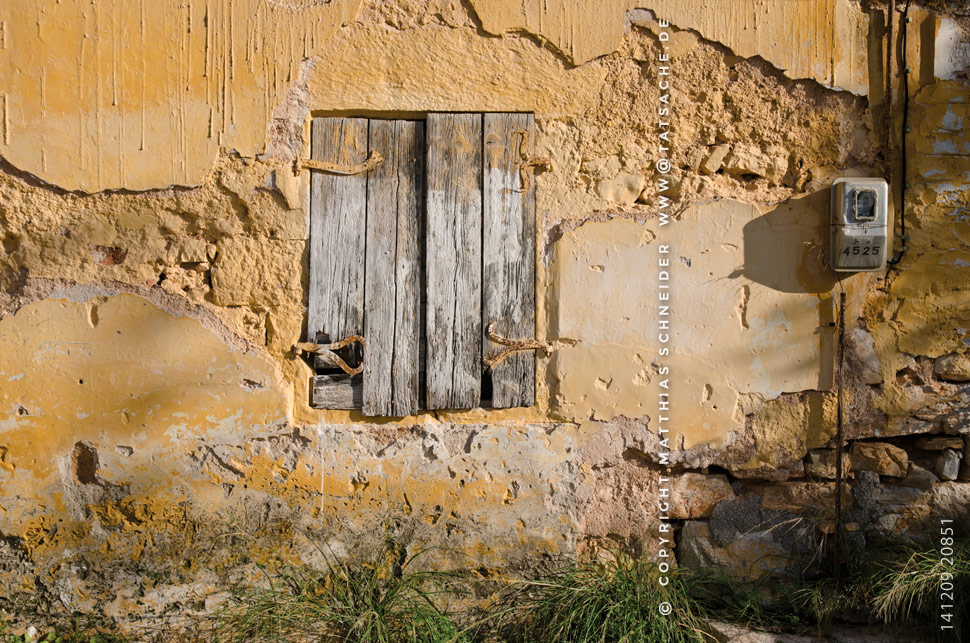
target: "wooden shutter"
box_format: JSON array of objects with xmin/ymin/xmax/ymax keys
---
[
  {"xmin": 424, "ymin": 113, "xmax": 484, "ymax": 410},
  {"xmin": 308, "ymin": 117, "xmax": 367, "ymax": 409},
  {"xmin": 363, "ymin": 120, "xmax": 424, "ymax": 416},
  {"xmin": 309, "ymin": 113, "xmax": 535, "ymax": 414},
  {"xmin": 483, "ymin": 114, "xmax": 536, "ymax": 408}
]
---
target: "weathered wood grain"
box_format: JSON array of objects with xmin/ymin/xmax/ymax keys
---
[
  {"xmin": 424, "ymin": 113, "xmax": 483, "ymax": 410},
  {"xmin": 311, "ymin": 374, "xmax": 363, "ymax": 409},
  {"xmin": 363, "ymin": 119, "xmax": 424, "ymax": 416},
  {"xmin": 483, "ymin": 113, "xmax": 536, "ymax": 408},
  {"xmin": 308, "ymin": 118, "xmax": 368, "ymax": 350}
]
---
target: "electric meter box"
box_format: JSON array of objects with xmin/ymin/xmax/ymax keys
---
[{"xmin": 830, "ymin": 177, "xmax": 891, "ymax": 272}]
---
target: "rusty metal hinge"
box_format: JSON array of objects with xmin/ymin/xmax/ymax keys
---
[
  {"xmin": 295, "ymin": 335, "xmax": 366, "ymax": 376},
  {"xmin": 293, "ymin": 151, "xmax": 384, "ymax": 177}
]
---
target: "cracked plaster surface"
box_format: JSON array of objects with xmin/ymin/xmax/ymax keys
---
[{"xmin": 0, "ymin": 0, "xmax": 968, "ymax": 629}]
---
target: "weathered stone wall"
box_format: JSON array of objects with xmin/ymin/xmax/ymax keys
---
[{"xmin": 1, "ymin": 0, "xmax": 969, "ymax": 635}]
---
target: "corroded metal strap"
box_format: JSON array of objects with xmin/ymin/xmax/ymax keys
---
[
  {"xmin": 295, "ymin": 151, "xmax": 384, "ymax": 176},
  {"xmin": 294, "ymin": 335, "xmax": 366, "ymax": 376},
  {"xmin": 483, "ymin": 322, "xmax": 551, "ymax": 370},
  {"xmin": 512, "ymin": 129, "xmax": 550, "ymax": 192}
]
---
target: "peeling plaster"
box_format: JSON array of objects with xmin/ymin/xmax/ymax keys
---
[
  {"xmin": 0, "ymin": 0, "xmax": 363, "ymax": 191},
  {"xmin": 468, "ymin": 0, "xmax": 870, "ymax": 94},
  {"xmin": 548, "ymin": 198, "xmax": 841, "ymax": 449},
  {"xmin": 0, "ymin": 0, "xmax": 968, "ymax": 629}
]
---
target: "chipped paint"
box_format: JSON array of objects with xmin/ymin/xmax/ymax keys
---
[
  {"xmin": 0, "ymin": 0, "xmax": 363, "ymax": 191},
  {"xmin": 468, "ymin": 0, "xmax": 870, "ymax": 93},
  {"xmin": 0, "ymin": 0, "xmax": 967, "ymax": 631}
]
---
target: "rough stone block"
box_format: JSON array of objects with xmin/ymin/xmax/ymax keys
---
[
  {"xmin": 850, "ymin": 442, "xmax": 908, "ymax": 477},
  {"xmin": 943, "ymin": 406, "xmax": 970, "ymax": 435},
  {"xmin": 668, "ymin": 473, "xmax": 734, "ymax": 519},
  {"xmin": 866, "ymin": 483, "xmax": 934, "ymax": 538},
  {"xmin": 804, "ymin": 449, "xmax": 850, "ymax": 479},
  {"xmin": 931, "ymin": 482, "xmax": 970, "ymax": 518},
  {"xmin": 721, "ymin": 143, "xmax": 788, "ymax": 182},
  {"xmin": 757, "ymin": 482, "xmax": 837, "ymax": 513},
  {"xmin": 700, "ymin": 144, "xmax": 730, "ymax": 175},
  {"xmin": 900, "ymin": 464, "xmax": 938, "ymax": 490},
  {"xmin": 936, "ymin": 449, "xmax": 961, "ymax": 481},
  {"xmin": 709, "ymin": 494, "xmax": 763, "ymax": 547},
  {"xmin": 847, "ymin": 328, "xmax": 882, "ymax": 385},
  {"xmin": 175, "ymin": 238, "xmax": 210, "ymax": 264},
  {"xmin": 916, "ymin": 436, "xmax": 964, "ymax": 450},
  {"xmin": 935, "ymin": 353, "xmax": 970, "ymax": 381},
  {"xmin": 679, "ymin": 520, "xmax": 794, "ymax": 581}
]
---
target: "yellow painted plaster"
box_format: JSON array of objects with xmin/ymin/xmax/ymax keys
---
[
  {"xmin": 0, "ymin": 294, "xmax": 287, "ymax": 489},
  {"xmin": 0, "ymin": 2, "xmax": 968, "ymax": 624},
  {"xmin": 549, "ymin": 196, "xmax": 842, "ymax": 451},
  {"xmin": 468, "ymin": 0, "xmax": 869, "ymax": 93},
  {"xmin": 0, "ymin": 0, "xmax": 362, "ymax": 191},
  {"xmin": 0, "ymin": 0, "xmax": 872, "ymax": 193}
]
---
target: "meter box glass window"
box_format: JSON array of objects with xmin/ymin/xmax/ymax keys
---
[{"xmin": 830, "ymin": 178, "xmax": 891, "ymax": 272}]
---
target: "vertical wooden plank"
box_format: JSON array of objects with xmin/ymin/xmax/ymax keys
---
[
  {"xmin": 483, "ymin": 113, "xmax": 536, "ymax": 408},
  {"xmin": 308, "ymin": 117, "xmax": 368, "ymax": 347},
  {"xmin": 364, "ymin": 119, "xmax": 424, "ymax": 416},
  {"xmin": 425, "ymin": 113, "xmax": 483, "ymax": 409}
]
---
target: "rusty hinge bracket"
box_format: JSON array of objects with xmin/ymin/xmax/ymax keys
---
[
  {"xmin": 294, "ymin": 335, "xmax": 366, "ymax": 376},
  {"xmin": 483, "ymin": 322, "xmax": 551, "ymax": 370},
  {"xmin": 512, "ymin": 129, "xmax": 550, "ymax": 192},
  {"xmin": 293, "ymin": 151, "xmax": 384, "ymax": 177}
]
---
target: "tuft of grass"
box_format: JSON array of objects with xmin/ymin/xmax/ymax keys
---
[
  {"xmin": 867, "ymin": 537, "xmax": 970, "ymax": 637},
  {"xmin": 497, "ymin": 548, "xmax": 707, "ymax": 643},
  {"xmin": 681, "ymin": 535, "xmax": 970, "ymax": 638},
  {"xmin": 8, "ymin": 532, "xmax": 968, "ymax": 642},
  {"xmin": 685, "ymin": 566, "xmax": 814, "ymax": 632},
  {"xmin": 212, "ymin": 539, "xmax": 471, "ymax": 643}
]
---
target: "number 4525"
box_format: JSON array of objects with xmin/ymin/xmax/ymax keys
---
[{"xmin": 843, "ymin": 245, "xmax": 879, "ymax": 256}]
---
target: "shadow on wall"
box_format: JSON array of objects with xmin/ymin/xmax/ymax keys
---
[
  {"xmin": 734, "ymin": 188, "xmax": 850, "ymax": 391},
  {"xmin": 737, "ymin": 189, "xmax": 839, "ymax": 294}
]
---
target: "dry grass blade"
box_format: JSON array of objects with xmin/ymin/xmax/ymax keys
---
[{"xmin": 211, "ymin": 540, "xmax": 470, "ymax": 643}]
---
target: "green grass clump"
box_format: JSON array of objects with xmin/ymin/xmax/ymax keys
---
[
  {"xmin": 682, "ymin": 534, "xmax": 970, "ymax": 638},
  {"xmin": 867, "ymin": 537, "xmax": 970, "ymax": 637},
  {"xmin": 212, "ymin": 540, "xmax": 470, "ymax": 643},
  {"xmin": 9, "ymin": 533, "xmax": 968, "ymax": 642},
  {"xmin": 685, "ymin": 566, "xmax": 817, "ymax": 631},
  {"xmin": 498, "ymin": 548, "xmax": 707, "ymax": 643}
]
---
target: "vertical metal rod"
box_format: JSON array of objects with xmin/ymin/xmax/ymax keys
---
[
  {"xmin": 899, "ymin": 0, "xmax": 911, "ymax": 252},
  {"xmin": 884, "ymin": 2, "xmax": 894, "ymax": 183},
  {"xmin": 319, "ymin": 420, "xmax": 326, "ymax": 519},
  {"xmin": 887, "ymin": 0, "xmax": 911, "ymax": 266},
  {"xmin": 834, "ymin": 290, "xmax": 847, "ymax": 578}
]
